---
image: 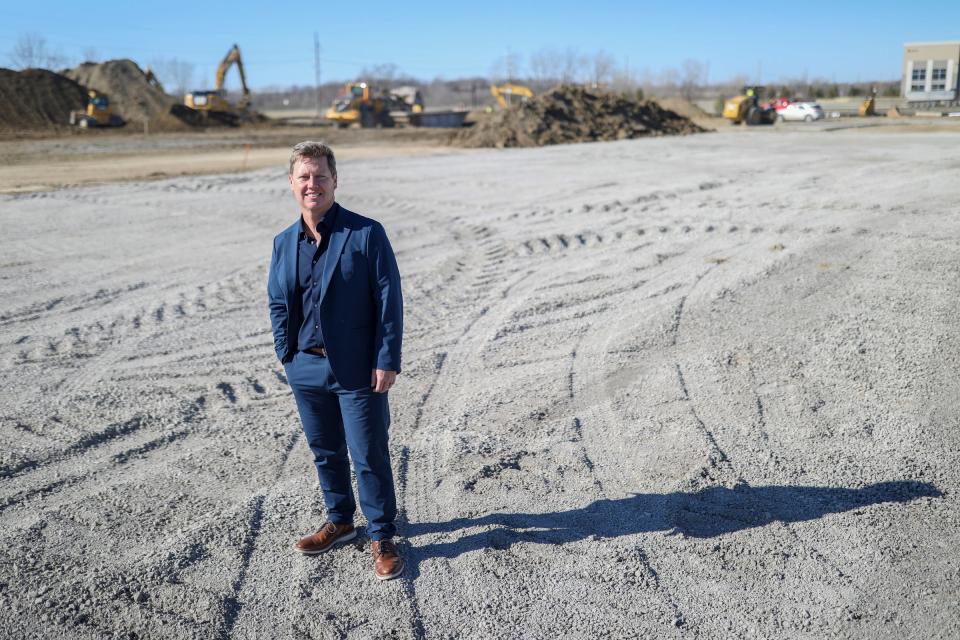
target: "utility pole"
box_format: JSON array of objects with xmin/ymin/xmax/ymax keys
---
[{"xmin": 314, "ymin": 32, "xmax": 322, "ymax": 118}]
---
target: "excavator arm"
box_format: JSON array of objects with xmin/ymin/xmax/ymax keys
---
[
  {"xmin": 490, "ymin": 83, "xmax": 534, "ymax": 108},
  {"xmin": 214, "ymin": 44, "xmax": 251, "ymax": 109}
]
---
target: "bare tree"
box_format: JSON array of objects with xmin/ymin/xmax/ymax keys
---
[
  {"xmin": 172, "ymin": 60, "xmax": 196, "ymax": 94},
  {"xmin": 82, "ymin": 47, "xmax": 99, "ymax": 63},
  {"xmin": 8, "ymin": 32, "xmax": 67, "ymax": 69},
  {"xmin": 610, "ymin": 63, "xmax": 637, "ymax": 94},
  {"xmin": 361, "ymin": 63, "xmax": 398, "ymax": 84},
  {"xmin": 152, "ymin": 57, "xmax": 197, "ymax": 95},
  {"xmin": 589, "ymin": 50, "xmax": 615, "ymax": 88},
  {"xmin": 489, "ymin": 50, "xmax": 523, "ymax": 83},
  {"xmin": 718, "ymin": 73, "xmax": 749, "ymax": 101},
  {"xmin": 529, "ymin": 47, "xmax": 561, "ymax": 85},
  {"xmin": 356, "ymin": 63, "xmax": 418, "ymax": 88},
  {"xmin": 559, "ymin": 47, "xmax": 585, "ymax": 84},
  {"xmin": 659, "ymin": 67, "xmax": 679, "ymax": 95},
  {"xmin": 680, "ymin": 59, "xmax": 706, "ymax": 100}
]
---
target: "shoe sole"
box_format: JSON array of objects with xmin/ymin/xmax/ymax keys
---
[
  {"xmin": 375, "ymin": 560, "xmax": 405, "ymax": 581},
  {"xmin": 294, "ymin": 528, "xmax": 357, "ymax": 555}
]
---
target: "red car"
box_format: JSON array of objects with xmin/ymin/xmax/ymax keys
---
[{"xmin": 762, "ymin": 97, "xmax": 792, "ymax": 111}]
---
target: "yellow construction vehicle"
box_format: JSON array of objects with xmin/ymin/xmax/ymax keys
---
[
  {"xmin": 325, "ymin": 82, "xmax": 423, "ymax": 128},
  {"xmin": 69, "ymin": 90, "xmax": 124, "ymax": 128},
  {"xmin": 490, "ymin": 83, "xmax": 534, "ymax": 108},
  {"xmin": 858, "ymin": 89, "xmax": 877, "ymax": 117},
  {"xmin": 722, "ymin": 86, "xmax": 777, "ymax": 125},
  {"xmin": 184, "ymin": 44, "xmax": 251, "ymax": 125}
]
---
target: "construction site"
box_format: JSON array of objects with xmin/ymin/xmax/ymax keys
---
[{"xmin": 1, "ymin": 36, "xmax": 960, "ymax": 640}]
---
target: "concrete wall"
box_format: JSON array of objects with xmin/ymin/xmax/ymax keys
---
[{"xmin": 903, "ymin": 42, "xmax": 960, "ymax": 102}]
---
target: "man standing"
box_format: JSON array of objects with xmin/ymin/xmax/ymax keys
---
[{"xmin": 268, "ymin": 141, "xmax": 404, "ymax": 580}]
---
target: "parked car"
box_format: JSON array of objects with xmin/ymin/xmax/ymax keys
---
[{"xmin": 778, "ymin": 102, "xmax": 824, "ymax": 122}]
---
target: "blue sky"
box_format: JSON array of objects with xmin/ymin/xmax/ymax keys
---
[{"xmin": 1, "ymin": 1, "xmax": 957, "ymax": 89}]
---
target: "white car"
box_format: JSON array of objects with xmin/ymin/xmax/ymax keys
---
[{"xmin": 778, "ymin": 102, "xmax": 824, "ymax": 122}]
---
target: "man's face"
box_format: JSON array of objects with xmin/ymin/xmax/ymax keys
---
[{"xmin": 289, "ymin": 156, "xmax": 337, "ymax": 217}]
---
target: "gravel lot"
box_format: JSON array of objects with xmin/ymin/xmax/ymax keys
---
[{"xmin": 1, "ymin": 128, "xmax": 958, "ymax": 639}]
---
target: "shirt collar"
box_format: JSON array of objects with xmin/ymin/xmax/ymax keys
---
[{"xmin": 298, "ymin": 202, "xmax": 339, "ymax": 240}]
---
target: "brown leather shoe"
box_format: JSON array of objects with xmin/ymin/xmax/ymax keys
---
[
  {"xmin": 372, "ymin": 539, "xmax": 404, "ymax": 580},
  {"xmin": 294, "ymin": 522, "xmax": 356, "ymax": 555}
]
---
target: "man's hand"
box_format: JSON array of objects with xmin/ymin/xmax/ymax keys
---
[{"xmin": 371, "ymin": 369, "xmax": 397, "ymax": 393}]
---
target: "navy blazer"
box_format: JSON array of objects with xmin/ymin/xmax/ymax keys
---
[{"xmin": 268, "ymin": 204, "xmax": 403, "ymax": 390}]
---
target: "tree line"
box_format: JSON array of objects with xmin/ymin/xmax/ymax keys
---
[{"xmin": 5, "ymin": 33, "xmax": 900, "ymax": 110}]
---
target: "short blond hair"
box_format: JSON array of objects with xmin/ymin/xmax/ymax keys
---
[{"xmin": 289, "ymin": 140, "xmax": 337, "ymax": 176}]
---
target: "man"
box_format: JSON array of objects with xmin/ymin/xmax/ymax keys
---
[{"xmin": 268, "ymin": 141, "xmax": 404, "ymax": 580}]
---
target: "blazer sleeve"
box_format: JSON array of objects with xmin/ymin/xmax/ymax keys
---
[
  {"xmin": 267, "ymin": 238, "xmax": 291, "ymax": 363},
  {"xmin": 367, "ymin": 222, "xmax": 403, "ymax": 373}
]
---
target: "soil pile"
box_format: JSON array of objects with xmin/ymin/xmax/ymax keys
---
[
  {"xmin": 654, "ymin": 97, "xmax": 712, "ymax": 121},
  {"xmin": 64, "ymin": 59, "xmax": 201, "ymax": 129},
  {"xmin": 455, "ymin": 85, "xmax": 706, "ymax": 148},
  {"xmin": 0, "ymin": 68, "xmax": 87, "ymax": 133}
]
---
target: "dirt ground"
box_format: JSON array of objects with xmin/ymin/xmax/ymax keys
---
[
  {"xmin": 1, "ymin": 124, "xmax": 959, "ymax": 639},
  {"xmin": 0, "ymin": 126, "xmax": 456, "ymax": 193}
]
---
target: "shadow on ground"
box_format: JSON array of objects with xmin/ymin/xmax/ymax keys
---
[{"xmin": 400, "ymin": 481, "xmax": 940, "ymax": 579}]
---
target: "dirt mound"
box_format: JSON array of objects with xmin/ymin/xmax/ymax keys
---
[
  {"xmin": 455, "ymin": 85, "xmax": 706, "ymax": 148},
  {"xmin": 653, "ymin": 97, "xmax": 712, "ymax": 121},
  {"xmin": 0, "ymin": 68, "xmax": 87, "ymax": 133},
  {"xmin": 64, "ymin": 59, "xmax": 196, "ymax": 130}
]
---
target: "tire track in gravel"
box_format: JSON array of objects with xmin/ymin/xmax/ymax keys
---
[
  {"xmin": 78, "ymin": 396, "xmax": 304, "ymax": 639},
  {"xmin": 0, "ymin": 263, "xmax": 270, "ymax": 490},
  {"xmin": 11, "ymin": 263, "xmax": 264, "ymax": 376},
  {"xmin": 0, "ymin": 362, "xmax": 290, "ymax": 522},
  {"xmin": 219, "ymin": 421, "xmax": 302, "ymax": 640},
  {"xmin": 674, "ymin": 363, "xmax": 738, "ymax": 486},
  {"xmin": 569, "ymin": 324, "xmax": 692, "ymax": 636},
  {"xmin": 564, "ymin": 237, "xmax": 777, "ymax": 634},
  {"xmin": 566, "ymin": 334, "xmax": 603, "ymax": 495},
  {"xmin": 394, "ymin": 218, "xmax": 528, "ymax": 638},
  {"xmin": 394, "ymin": 350, "xmax": 447, "ymax": 640},
  {"xmin": 662, "ymin": 235, "xmax": 872, "ymax": 611},
  {"xmin": 392, "ymin": 219, "xmax": 491, "ymax": 639},
  {"xmin": 0, "ymin": 393, "xmax": 208, "ymax": 522},
  {"xmin": 0, "ymin": 415, "xmax": 145, "ymax": 479}
]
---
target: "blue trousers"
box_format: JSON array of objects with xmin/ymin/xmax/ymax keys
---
[{"xmin": 285, "ymin": 350, "xmax": 397, "ymax": 540}]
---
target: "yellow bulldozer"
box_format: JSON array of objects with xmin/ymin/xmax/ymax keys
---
[
  {"xmin": 69, "ymin": 90, "xmax": 124, "ymax": 128},
  {"xmin": 722, "ymin": 86, "xmax": 777, "ymax": 125},
  {"xmin": 184, "ymin": 44, "xmax": 251, "ymax": 125},
  {"xmin": 325, "ymin": 82, "xmax": 423, "ymax": 128}
]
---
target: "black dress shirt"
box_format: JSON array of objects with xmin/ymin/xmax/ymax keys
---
[{"xmin": 297, "ymin": 204, "xmax": 338, "ymax": 351}]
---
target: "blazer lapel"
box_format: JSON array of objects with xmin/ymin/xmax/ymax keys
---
[
  {"xmin": 319, "ymin": 207, "xmax": 351, "ymax": 304},
  {"xmin": 282, "ymin": 220, "xmax": 299, "ymax": 296}
]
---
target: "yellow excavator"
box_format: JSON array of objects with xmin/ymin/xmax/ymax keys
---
[
  {"xmin": 325, "ymin": 82, "xmax": 423, "ymax": 128},
  {"xmin": 490, "ymin": 82, "xmax": 534, "ymax": 108},
  {"xmin": 858, "ymin": 89, "xmax": 877, "ymax": 117},
  {"xmin": 69, "ymin": 90, "xmax": 124, "ymax": 128},
  {"xmin": 184, "ymin": 44, "xmax": 251, "ymax": 125}
]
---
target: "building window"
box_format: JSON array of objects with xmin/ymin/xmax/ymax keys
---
[
  {"xmin": 931, "ymin": 62, "xmax": 947, "ymax": 91},
  {"xmin": 910, "ymin": 65, "xmax": 927, "ymax": 92}
]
